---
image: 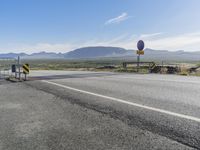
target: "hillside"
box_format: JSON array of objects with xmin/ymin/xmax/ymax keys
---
[
  {"xmin": 0, "ymin": 46, "xmax": 200, "ymax": 61},
  {"xmin": 64, "ymin": 47, "xmax": 129, "ymax": 58}
]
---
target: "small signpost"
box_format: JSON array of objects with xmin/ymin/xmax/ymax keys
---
[
  {"xmin": 10, "ymin": 56, "xmax": 30, "ymax": 81},
  {"xmin": 136, "ymin": 40, "xmax": 145, "ymax": 72},
  {"xmin": 11, "ymin": 64, "xmax": 16, "ymax": 73}
]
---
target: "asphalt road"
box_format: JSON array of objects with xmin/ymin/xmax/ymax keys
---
[{"xmin": 1, "ymin": 71, "xmax": 200, "ymax": 149}]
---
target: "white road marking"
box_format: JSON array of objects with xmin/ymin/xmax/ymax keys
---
[{"xmin": 42, "ymin": 80, "xmax": 200, "ymax": 123}]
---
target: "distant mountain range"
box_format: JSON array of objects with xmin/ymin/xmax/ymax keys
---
[{"xmin": 0, "ymin": 46, "xmax": 200, "ymax": 61}]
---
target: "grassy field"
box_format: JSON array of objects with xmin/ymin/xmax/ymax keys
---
[
  {"xmin": 0, "ymin": 59, "xmax": 16, "ymax": 70},
  {"xmin": 20, "ymin": 59, "xmax": 200, "ymax": 75},
  {"xmin": 1, "ymin": 58, "xmax": 200, "ymax": 76},
  {"xmin": 21, "ymin": 59, "xmax": 124, "ymax": 70}
]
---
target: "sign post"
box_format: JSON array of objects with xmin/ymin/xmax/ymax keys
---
[
  {"xmin": 137, "ymin": 53, "xmax": 140, "ymax": 72},
  {"xmin": 17, "ymin": 56, "xmax": 21, "ymax": 80},
  {"xmin": 136, "ymin": 40, "xmax": 145, "ymax": 72}
]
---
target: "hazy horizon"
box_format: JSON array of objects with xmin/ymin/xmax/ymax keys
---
[
  {"xmin": 0, "ymin": 0, "xmax": 200, "ymax": 53},
  {"xmin": 1, "ymin": 46, "xmax": 200, "ymax": 55}
]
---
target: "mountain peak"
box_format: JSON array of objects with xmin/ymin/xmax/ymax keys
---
[{"xmin": 65, "ymin": 46, "xmax": 128, "ymax": 58}]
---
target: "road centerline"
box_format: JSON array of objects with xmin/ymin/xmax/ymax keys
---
[{"xmin": 42, "ymin": 80, "xmax": 200, "ymax": 123}]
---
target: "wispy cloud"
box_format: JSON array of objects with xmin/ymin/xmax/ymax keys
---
[
  {"xmin": 0, "ymin": 43, "xmax": 76, "ymax": 54},
  {"xmin": 105, "ymin": 12, "xmax": 131, "ymax": 25},
  {"xmin": 140, "ymin": 32, "xmax": 164, "ymax": 39},
  {"xmin": 81, "ymin": 32, "xmax": 200, "ymax": 51},
  {"xmin": 1, "ymin": 32, "xmax": 200, "ymax": 53},
  {"xmin": 146, "ymin": 32, "xmax": 200, "ymax": 51}
]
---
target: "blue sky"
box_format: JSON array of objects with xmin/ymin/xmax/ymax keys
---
[{"xmin": 0, "ymin": 0, "xmax": 200, "ymax": 53}]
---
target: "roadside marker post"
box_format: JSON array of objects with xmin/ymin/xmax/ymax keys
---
[
  {"xmin": 23, "ymin": 64, "xmax": 30, "ymax": 81},
  {"xmin": 136, "ymin": 40, "xmax": 145, "ymax": 72}
]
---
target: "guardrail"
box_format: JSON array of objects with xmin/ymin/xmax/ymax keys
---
[
  {"xmin": 0, "ymin": 69, "xmax": 11, "ymax": 79},
  {"xmin": 0, "ymin": 58, "xmax": 16, "ymax": 79},
  {"xmin": 122, "ymin": 61, "xmax": 180, "ymax": 74}
]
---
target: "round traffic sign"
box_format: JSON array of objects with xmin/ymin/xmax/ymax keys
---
[{"xmin": 137, "ymin": 40, "xmax": 145, "ymax": 51}]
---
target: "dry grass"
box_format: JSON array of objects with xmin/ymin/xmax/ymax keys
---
[{"xmin": 1, "ymin": 59, "xmax": 198, "ymax": 76}]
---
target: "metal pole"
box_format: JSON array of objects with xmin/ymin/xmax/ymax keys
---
[
  {"xmin": 18, "ymin": 56, "xmax": 21, "ymax": 80},
  {"xmin": 137, "ymin": 54, "xmax": 140, "ymax": 72}
]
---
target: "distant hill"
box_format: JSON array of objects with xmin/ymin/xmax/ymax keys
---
[
  {"xmin": 23, "ymin": 51, "xmax": 64, "ymax": 59},
  {"xmin": 0, "ymin": 52, "xmax": 64, "ymax": 59},
  {"xmin": 0, "ymin": 46, "xmax": 200, "ymax": 61},
  {"xmin": 64, "ymin": 46, "xmax": 129, "ymax": 58},
  {"xmin": 0, "ymin": 52, "xmax": 27, "ymax": 59}
]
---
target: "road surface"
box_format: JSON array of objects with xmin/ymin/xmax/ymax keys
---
[{"xmin": 0, "ymin": 70, "xmax": 200, "ymax": 149}]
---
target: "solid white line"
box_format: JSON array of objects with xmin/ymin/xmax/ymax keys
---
[{"xmin": 42, "ymin": 80, "xmax": 200, "ymax": 123}]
